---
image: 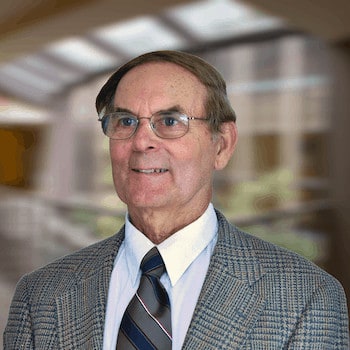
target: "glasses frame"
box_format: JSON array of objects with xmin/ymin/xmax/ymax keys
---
[{"xmin": 98, "ymin": 111, "xmax": 210, "ymax": 140}]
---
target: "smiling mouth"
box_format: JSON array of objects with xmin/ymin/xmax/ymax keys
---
[{"xmin": 132, "ymin": 168, "xmax": 168, "ymax": 174}]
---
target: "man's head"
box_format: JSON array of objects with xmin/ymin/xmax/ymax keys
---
[
  {"xmin": 96, "ymin": 51, "xmax": 237, "ymax": 240},
  {"xmin": 96, "ymin": 50, "xmax": 236, "ymax": 134}
]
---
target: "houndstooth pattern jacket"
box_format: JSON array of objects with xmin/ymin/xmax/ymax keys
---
[{"xmin": 4, "ymin": 210, "xmax": 349, "ymax": 349}]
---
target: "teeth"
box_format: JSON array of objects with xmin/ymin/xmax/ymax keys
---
[{"xmin": 135, "ymin": 168, "xmax": 168, "ymax": 174}]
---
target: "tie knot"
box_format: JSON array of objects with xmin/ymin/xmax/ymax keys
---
[{"xmin": 141, "ymin": 247, "xmax": 165, "ymax": 278}]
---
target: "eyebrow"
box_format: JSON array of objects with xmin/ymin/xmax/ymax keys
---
[
  {"xmin": 113, "ymin": 107, "xmax": 133, "ymax": 114},
  {"xmin": 112, "ymin": 105, "xmax": 186, "ymax": 115}
]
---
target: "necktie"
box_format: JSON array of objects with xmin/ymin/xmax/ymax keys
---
[{"xmin": 116, "ymin": 247, "xmax": 172, "ymax": 349}]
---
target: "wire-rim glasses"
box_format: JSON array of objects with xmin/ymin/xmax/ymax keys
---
[{"xmin": 98, "ymin": 111, "xmax": 209, "ymax": 140}]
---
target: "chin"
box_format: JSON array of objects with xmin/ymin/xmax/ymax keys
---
[{"xmin": 128, "ymin": 195, "xmax": 172, "ymax": 211}]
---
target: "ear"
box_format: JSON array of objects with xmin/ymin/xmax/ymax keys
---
[{"xmin": 214, "ymin": 121, "xmax": 238, "ymax": 170}]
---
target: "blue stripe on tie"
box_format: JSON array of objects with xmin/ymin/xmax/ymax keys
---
[
  {"xmin": 142, "ymin": 254, "xmax": 163, "ymax": 274},
  {"xmin": 121, "ymin": 312, "xmax": 156, "ymax": 350}
]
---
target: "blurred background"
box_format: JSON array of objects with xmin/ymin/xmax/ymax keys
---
[{"xmin": 1, "ymin": 0, "xmax": 350, "ymax": 339}]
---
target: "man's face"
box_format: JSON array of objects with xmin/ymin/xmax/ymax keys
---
[{"xmin": 110, "ymin": 62, "xmax": 231, "ymax": 219}]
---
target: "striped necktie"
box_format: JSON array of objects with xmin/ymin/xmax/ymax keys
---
[{"xmin": 116, "ymin": 247, "xmax": 172, "ymax": 349}]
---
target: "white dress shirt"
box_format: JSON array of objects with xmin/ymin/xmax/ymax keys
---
[{"xmin": 103, "ymin": 203, "xmax": 218, "ymax": 350}]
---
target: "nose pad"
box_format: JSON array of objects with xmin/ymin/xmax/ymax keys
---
[{"xmin": 149, "ymin": 121, "xmax": 157, "ymax": 134}]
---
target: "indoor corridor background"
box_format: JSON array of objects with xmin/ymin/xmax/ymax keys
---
[{"xmin": 1, "ymin": 0, "xmax": 350, "ymax": 341}]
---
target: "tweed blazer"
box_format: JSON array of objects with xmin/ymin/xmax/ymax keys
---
[{"xmin": 4, "ymin": 210, "xmax": 349, "ymax": 349}]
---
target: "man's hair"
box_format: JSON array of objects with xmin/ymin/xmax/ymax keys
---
[{"xmin": 95, "ymin": 50, "xmax": 236, "ymax": 133}]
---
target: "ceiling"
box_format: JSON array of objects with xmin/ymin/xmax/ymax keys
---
[
  {"xmin": 0, "ymin": 0, "xmax": 349, "ymax": 109},
  {"xmin": 243, "ymin": 0, "xmax": 350, "ymax": 43},
  {"xmin": 0, "ymin": 0, "xmax": 285, "ymax": 107}
]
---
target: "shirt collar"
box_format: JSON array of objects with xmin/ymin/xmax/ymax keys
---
[
  {"xmin": 124, "ymin": 203, "xmax": 218, "ymax": 288},
  {"xmin": 124, "ymin": 217, "xmax": 154, "ymax": 288}
]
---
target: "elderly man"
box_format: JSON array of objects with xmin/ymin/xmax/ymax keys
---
[{"xmin": 4, "ymin": 50, "xmax": 349, "ymax": 349}]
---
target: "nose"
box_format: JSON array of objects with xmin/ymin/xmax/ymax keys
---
[{"xmin": 131, "ymin": 118, "xmax": 159, "ymax": 151}]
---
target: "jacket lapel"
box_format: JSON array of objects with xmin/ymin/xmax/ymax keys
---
[
  {"xmin": 55, "ymin": 230, "xmax": 124, "ymax": 349},
  {"xmin": 182, "ymin": 212, "xmax": 267, "ymax": 349}
]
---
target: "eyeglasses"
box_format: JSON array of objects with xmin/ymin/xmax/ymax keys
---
[{"xmin": 98, "ymin": 111, "xmax": 209, "ymax": 140}]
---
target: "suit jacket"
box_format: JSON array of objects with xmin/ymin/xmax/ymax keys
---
[{"xmin": 4, "ymin": 210, "xmax": 349, "ymax": 349}]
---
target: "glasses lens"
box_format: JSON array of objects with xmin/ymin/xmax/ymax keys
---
[
  {"xmin": 152, "ymin": 112, "xmax": 189, "ymax": 138},
  {"xmin": 104, "ymin": 113, "xmax": 138, "ymax": 139}
]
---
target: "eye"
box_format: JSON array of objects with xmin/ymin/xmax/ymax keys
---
[
  {"xmin": 156, "ymin": 112, "xmax": 187, "ymax": 128},
  {"xmin": 162, "ymin": 115, "xmax": 179, "ymax": 127},
  {"xmin": 117, "ymin": 115, "xmax": 138, "ymax": 127}
]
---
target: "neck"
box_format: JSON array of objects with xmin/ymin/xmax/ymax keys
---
[{"xmin": 128, "ymin": 204, "xmax": 209, "ymax": 244}]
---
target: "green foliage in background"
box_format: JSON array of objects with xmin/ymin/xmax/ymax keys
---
[
  {"xmin": 242, "ymin": 221, "xmax": 327, "ymax": 264},
  {"xmin": 96, "ymin": 215, "xmax": 125, "ymax": 238},
  {"xmin": 215, "ymin": 168, "xmax": 326, "ymax": 263},
  {"xmin": 70, "ymin": 209, "xmax": 124, "ymax": 238},
  {"xmin": 217, "ymin": 168, "xmax": 296, "ymax": 217}
]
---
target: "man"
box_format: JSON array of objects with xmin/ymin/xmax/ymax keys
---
[{"xmin": 4, "ymin": 50, "xmax": 349, "ymax": 349}]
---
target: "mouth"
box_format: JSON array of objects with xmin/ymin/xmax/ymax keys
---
[{"xmin": 132, "ymin": 168, "xmax": 168, "ymax": 174}]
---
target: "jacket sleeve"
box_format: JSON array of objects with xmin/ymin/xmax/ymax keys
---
[
  {"xmin": 3, "ymin": 275, "xmax": 34, "ymax": 350},
  {"xmin": 287, "ymin": 276, "xmax": 349, "ymax": 349}
]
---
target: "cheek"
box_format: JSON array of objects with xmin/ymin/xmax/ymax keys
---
[
  {"xmin": 110, "ymin": 140, "xmax": 129, "ymax": 166},
  {"xmin": 109, "ymin": 145, "xmax": 129, "ymax": 186},
  {"xmin": 174, "ymin": 139, "xmax": 216, "ymax": 184}
]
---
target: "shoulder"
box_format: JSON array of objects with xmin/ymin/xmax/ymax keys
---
[
  {"xmin": 214, "ymin": 209, "xmax": 343, "ymax": 290},
  {"xmin": 14, "ymin": 229, "xmax": 124, "ymax": 302},
  {"xmin": 209, "ymin": 210, "xmax": 349, "ymax": 349},
  {"xmin": 214, "ymin": 210, "xmax": 348, "ymax": 328}
]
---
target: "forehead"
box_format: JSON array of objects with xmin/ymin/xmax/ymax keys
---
[{"xmin": 114, "ymin": 62, "xmax": 207, "ymax": 108}]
